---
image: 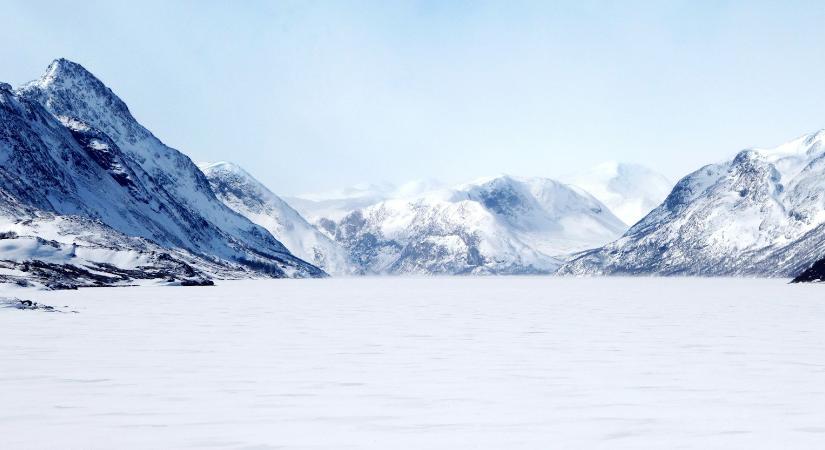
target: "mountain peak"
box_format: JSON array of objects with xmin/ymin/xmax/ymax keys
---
[
  {"xmin": 19, "ymin": 58, "xmax": 150, "ymax": 145},
  {"xmin": 35, "ymin": 58, "xmax": 101, "ymax": 89},
  {"xmin": 805, "ymin": 129, "xmax": 825, "ymax": 145}
]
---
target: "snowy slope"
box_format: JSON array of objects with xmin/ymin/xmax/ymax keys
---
[
  {"xmin": 0, "ymin": 213, "xmax": 236, "ymax": 289},
  {"xmin": 323, "ymin": 175, "xmax": 626, "ymax": 275},
  {"xmin": 0, "ymin": 59, "xmax": 323, "ymax": 285},
  {"xmin": 563, "ymin": 162, "xmax": 672, "ymax": 226},
  {"xmin": 199, "ymin": 162, "xmax": 355, "ymax": 275},
  {"xmin": 560, "ymin": 130, "xmax": 825, "ymax": 276}
]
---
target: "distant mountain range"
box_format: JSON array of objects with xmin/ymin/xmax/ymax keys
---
[
  {"xmin": 4, "ymin": 58, "xmax": 825, "ymax": 286},
  {"xmin": 313, "ymin": 175, "xmax": 627, "ymax": 275}
]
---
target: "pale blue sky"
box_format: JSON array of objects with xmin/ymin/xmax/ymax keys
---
[{"xmin": 3, "ymin": 1, "xmax": 825, "ymax": 194}]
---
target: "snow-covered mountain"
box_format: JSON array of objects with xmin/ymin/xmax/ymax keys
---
[
  {"xmin": 0, "ymin": 59, "xmax": 323, "ymax": 287},
  {"xmin": 199, "ymin": 162, "xmax": 356, "ymax": 275},
  {"xmin": 563, "ymin": 162, "xmax": 672, "ymax": 226},
  {"xmin": 320, "ymin": 175, "xmax": 626, "ymax": 275},
  {"xmin": 560, "ymin": 130, "xmax": 825, "ymax": 277}
]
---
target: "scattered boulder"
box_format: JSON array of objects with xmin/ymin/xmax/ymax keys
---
[{"xmin": 1, "ymin": 297, "xmax": 57, "ymax": 311}]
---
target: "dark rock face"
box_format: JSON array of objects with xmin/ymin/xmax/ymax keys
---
[
  {"xmin": 63, "ymin": 118, "xmax": 144, "ymax": 193},
  {"xmin": 791, "ymin": 258, "xmax": 825, "ymax": 283}
]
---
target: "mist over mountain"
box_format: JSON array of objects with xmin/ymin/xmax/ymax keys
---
[
  {"xmin": 286, "ymin": 179, "xmax": 446, "ymax": 223},
  {"xmin": 563, "ymin": 162, "xmax": 672, "ymax": 226}
]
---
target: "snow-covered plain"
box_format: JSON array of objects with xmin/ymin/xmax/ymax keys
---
[{"xmin": 3, "ymin": 277, "xmax": 825, "ymax": 449}]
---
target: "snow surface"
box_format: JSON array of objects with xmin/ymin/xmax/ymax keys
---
[{"xmin": 3, "ymin": 277, "xmax": 825, "ymax": 449}]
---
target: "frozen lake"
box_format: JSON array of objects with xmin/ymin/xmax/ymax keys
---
[{"xmin": 2, "ymin": 277, "xmax": 825, "ymax": 449}]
